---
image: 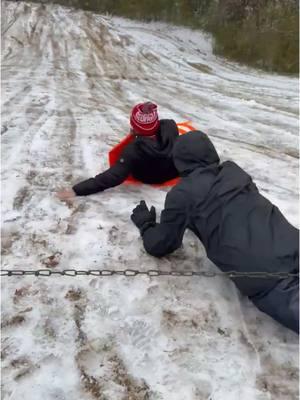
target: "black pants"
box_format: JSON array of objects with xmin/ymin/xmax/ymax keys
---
[{"xmin": 250, "ymin": 275, "xmax": 299, "ymax": 334}]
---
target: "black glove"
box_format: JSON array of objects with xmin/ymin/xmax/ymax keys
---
[{"xmin": 131, "ymin": 200, "xmax": 156, "ymax": 235}]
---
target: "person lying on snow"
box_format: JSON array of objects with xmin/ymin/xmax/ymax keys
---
[
  {"xmin": 57, "ymin": 102, "xmax": 179, "ymax": 200},
  {"xmin": 131, "ymin": 131, "xmax": 299, "ymax": 333}
]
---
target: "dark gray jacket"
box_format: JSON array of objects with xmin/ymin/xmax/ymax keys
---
[
  {"xmin": 73, "ymin": 119, "xmax": 179, "ymax": 195},
  {"xmin": 141, "ymin": 131, "xmax": 299, "ymax": 297}
]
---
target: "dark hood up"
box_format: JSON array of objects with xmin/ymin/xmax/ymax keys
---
[
  {"xmin": 173, "ymin": 130, "xmax": 220, "ymax": 174},
  {"xmin": 135, "ymin": 119, "xmax": 179, "ymax": 158}
]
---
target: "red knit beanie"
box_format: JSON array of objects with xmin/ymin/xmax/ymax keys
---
[{"xmin": 130, "ymin": 102, "xmax": 159, "ymax": 136}]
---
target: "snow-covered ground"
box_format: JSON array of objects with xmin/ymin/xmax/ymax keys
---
[{"xmin": 1, "ymin": 1, "xmax": 299, "ymax": 399}]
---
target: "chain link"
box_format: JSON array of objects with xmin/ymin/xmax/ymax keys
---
[{"xmin": 0, "ymin": 269, "xmax": 298, "ymax": 279}]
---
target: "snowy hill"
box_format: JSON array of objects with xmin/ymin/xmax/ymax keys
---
[{"xmin": 1, "ymin": 2, "xmax": 299, "ymax": 399}]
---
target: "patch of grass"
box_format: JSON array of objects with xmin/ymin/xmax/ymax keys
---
[{"xmin": 208, "ymin": 3, "xmax": 299, "ymax": 74}]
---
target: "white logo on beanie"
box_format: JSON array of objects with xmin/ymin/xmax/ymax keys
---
[{"xmin": 135, "ymin": 109, "xmax": 157, "ymax": 124}]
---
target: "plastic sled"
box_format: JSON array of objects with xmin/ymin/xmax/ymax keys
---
[{"xmin": 108, "ymin": 121, "xmax": 196, "ymax": 187}]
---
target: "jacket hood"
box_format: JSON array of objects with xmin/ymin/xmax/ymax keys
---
[
  {"xmin": 173, "ymin": 131, "xmax": 220, "ymax": 174},
  {"xmin": 135, "ymin": 119, "xmax": 179, "ymax": 158}
]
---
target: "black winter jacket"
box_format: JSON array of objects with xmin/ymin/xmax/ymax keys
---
[
  {"xmin": 141, "ymin": 131, "xmax": 299, "ymax": 297},
  {"xmin": 73, "ymin": 119, "xmax": 179, "ymax": 195}
]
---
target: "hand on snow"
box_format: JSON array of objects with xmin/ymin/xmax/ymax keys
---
[
  {"xmin": 131, "ymin": 200, "xmax": 156, "ymax": 235},
  {"xmin": 56, "ymin": 189, "xmax": 76, "ymax": 201}
]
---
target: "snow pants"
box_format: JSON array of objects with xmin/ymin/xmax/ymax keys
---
[{"xmin": 250, "ymin": 274, "xmax": 299, "ymax": 334}]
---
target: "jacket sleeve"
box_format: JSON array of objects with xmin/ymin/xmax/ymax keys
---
[
  {"xmin": 141, "ymin": 189, "xmax": 188, "ymax": 257},
  {"xmin": 72, "ymin": 146, "xmax": 135, "ymax": 196}
]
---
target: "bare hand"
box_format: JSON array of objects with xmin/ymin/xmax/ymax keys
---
[{"xmin": 56, "ymin": 189, "xmax": 76, "ymax": 201}]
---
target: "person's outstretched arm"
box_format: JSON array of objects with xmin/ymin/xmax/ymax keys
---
[
  {"xmin": 72, "ymin": 159, "xmax": 132, "ymax": 196},
  {"xmin": 57, "ymin": 145, "xmax": 135, "ymax": 199},
  {"xmin": 131, "ymin": 189, "xmax": 188, "ymax": 257}
]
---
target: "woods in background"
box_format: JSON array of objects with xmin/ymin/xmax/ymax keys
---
[{"xmin": 23, "ymin": 0, "xmax": 299, "ymax": 73}]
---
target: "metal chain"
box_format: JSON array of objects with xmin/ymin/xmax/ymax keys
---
[{"xmin": 0, "ymin": 269, "xmax": 298, "ymax": 279}]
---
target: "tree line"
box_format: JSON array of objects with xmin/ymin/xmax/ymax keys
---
[{"xmin": 12, "ymin": 0, "xmax": 299, "ymax": 73}]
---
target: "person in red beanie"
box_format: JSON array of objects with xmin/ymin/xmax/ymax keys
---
[{"xmin": 57, "ymin": 102, "xmax": 179, "ymax": 200}]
